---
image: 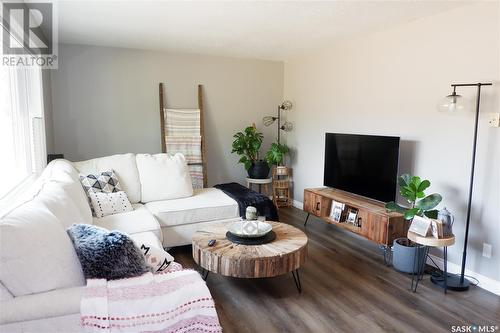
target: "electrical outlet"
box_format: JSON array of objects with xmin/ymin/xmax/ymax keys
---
[
  {"xmin": 482, "ymin": 243, "xmax": 492, "ymax": 258},
  {"xmin": 487, "ymin": 113, "xmax": 500, "ymax": 127}
]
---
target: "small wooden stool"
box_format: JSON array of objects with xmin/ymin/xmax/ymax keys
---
[
  {"xmin": 272, "ymin": 166, "xmax": 291, "ymax": 208},
  {"xmin": 246, "ymin": 177, "xmax": 272, "ymax": 196}
]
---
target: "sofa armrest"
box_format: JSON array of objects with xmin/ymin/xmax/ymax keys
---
[{"xmin": 0, "ymin": 287, "xmax": 82, "ymax": 325}]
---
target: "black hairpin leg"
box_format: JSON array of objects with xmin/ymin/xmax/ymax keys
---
[
  {"xmin": 411, "ymin": 246, "xmax": 428, "ymax": 292},
  {"xmin": 411, "ymin": 245, "xmax": 418, "ymax": 291},
  {"xmin": 200, "ymin": 268, "xmax": 209, "ymax": 281},
  {"xmin": 303, "ymin": 213, "xmax": 310, "ymax": 227},
  {"xmin": 444, "ymin": 246, "xmax": 448, "ymax": 294},
  {"xmin": 291, "ymin": 269, "xmax": 302, "ymax": 293},
  {"xmin": 380, "ymin": 245, "xmax": 391, "ymax": 266}
]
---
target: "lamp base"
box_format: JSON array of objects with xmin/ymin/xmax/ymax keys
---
[{"xmin": 431, "ymin": 273, "xmax": 470, "ymax": 291}]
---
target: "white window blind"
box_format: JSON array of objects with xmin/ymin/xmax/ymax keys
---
[{"xmin": 0, "ymin": 66, "xmax": 46, "ymax": 199}]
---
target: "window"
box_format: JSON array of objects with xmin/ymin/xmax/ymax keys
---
[{"xmin": 0, "ymin": 66, "xmax": 46, "ymax": 199}]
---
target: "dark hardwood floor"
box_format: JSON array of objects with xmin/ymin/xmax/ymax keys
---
[{"xmin": 170, "ymin": 207, "xmax": 500, "ymax": 333}]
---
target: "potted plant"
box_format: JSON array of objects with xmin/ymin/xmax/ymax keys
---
[
  {"xmin": 231, "ymin": 126, "xmax": 270, "ymax": 179},
  {"xmin": 385, "ymin": 174, "xmax": 442, "ymax": 273},
  {"xmin": 265, "ymin": 142, "xmax": 289, "ymax": 167}
]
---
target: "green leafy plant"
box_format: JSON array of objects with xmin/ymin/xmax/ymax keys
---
[
  {"xmin": 265, "ymin": 142, "xmax": 289, "ymax": 166},
  {"xmin": 231, "ymin": 126, "xmax": 264, "ymax": 170},
  {"xmin": 385, "ymin": 174, "xmax": 442, "ymax": 220}
]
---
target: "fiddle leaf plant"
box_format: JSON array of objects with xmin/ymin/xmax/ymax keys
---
[
  {"xmin": 265, "ymin": 142, "xmax": 289, "ymax": 166},
  {"xmin": 231, "ymin": 125, "xmax": 264, "ymax": 170},
  {"xmin": 385, "ymin": 174, "xmax": 442, "ymax": 220}
]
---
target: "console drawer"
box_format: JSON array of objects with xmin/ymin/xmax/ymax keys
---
[{"xmin": 303, "ymin": 190, "xmax": 330, "ymax": 217}]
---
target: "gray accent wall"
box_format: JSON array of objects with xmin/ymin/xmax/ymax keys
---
[{"xmin": 50, "ymin": 44, "xmax": 283, "ymax": 186}]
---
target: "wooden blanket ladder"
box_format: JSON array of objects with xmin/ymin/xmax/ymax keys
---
[{"xmin": 159, "ymin": 83, "xmax": 207, "ymax": 188}]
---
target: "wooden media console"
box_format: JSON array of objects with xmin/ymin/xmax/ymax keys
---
[{"xmin": 303, "ymin": 188, "xmax": 408, "ymax": 259}]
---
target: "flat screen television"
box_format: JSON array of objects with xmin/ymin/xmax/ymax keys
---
[{"xmin": 323, "ymin": 133, "xmax": 400, "ymax": 203}]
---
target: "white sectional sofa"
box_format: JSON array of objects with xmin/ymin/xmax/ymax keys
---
[{"xmin": 0, "ymin": 153, "xmax": 241, "ymax": 332}]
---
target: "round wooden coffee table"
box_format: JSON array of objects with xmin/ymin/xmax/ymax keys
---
[{"xmin": 192, "ymin": 221, "xmax": 308, "ymax": 292}]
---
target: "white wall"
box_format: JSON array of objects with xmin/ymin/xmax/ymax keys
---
[
  {"xmin": 284, "ymin": 2, "xmax": 500, "ymax": 281},
  {"xmin": 50, "ymin": 44, "xmax": 283, "ymax": 185}
]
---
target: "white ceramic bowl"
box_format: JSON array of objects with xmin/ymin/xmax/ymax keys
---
[{"xmin": 227, "ymin": 221, "xmax": 272, "ymax": 238}]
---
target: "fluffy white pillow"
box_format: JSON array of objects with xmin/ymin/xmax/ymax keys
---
[
  {"xmin": 136, "ymin": 153, "xmax": 193, "ymax": 202},
  {"xmin": 89, "ymin": 191, "xmax": 133, "ymax": 218}
]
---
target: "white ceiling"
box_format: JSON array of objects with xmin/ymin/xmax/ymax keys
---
[{"xmin": 57, "ymin": 0, "xmax": 469, "ymax": 61}]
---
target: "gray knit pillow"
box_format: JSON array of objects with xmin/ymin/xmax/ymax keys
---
[{"xmin": 67, "ymin": 224, "xmax": 149, "ymax": 280}]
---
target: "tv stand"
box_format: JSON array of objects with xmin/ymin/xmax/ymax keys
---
[{"xmin": 303, "ymin": 188, "xmax": 407, "ymax": 263}]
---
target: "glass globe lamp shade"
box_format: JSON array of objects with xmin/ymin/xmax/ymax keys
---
[
  {"xmin": 438, "ymin": 92, "xmax": 465, "ymax": 113},
  {"xmin": 280, "ymin": 100, "xmax": 293, "ymax": 111},
  {"xmin": 280, "ymin": 121, "xmax": 293, "ymax": 132}
]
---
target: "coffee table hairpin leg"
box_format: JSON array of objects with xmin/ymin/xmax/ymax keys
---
[
  {"xmin": 200, "ymin": 268, "xmax": 209, "ymax": 281},
  {"xmin": 303, "ymin": 213, "xmax": 310, "ymax": 227},
  {"xmin": 291, "ymin": 269, "xmax": 302, "ymax": 293}
]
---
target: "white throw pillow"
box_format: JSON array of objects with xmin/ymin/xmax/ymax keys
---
[
  {"xmin": 136, "ymin": 242, "xmax": 174, "ymax": 273},
  {"xmin": 0, "ymin": 202, "xmax": 85, "ymax": 296},
  {"xmin": 89, "ymin": 191, "xmax": 133, "ymax": 218},
  {"xmin": 136, "ymin": 153, "xmax": 193, "ymax": 202}
]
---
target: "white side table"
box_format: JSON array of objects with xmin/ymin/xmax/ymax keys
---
[{"xmin": 246, "ymin": 178, "xmax": 272, "ymax": 196}]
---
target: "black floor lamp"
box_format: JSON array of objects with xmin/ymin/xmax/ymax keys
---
[{"xmin": 435, "ymin": 82, "xmax": 492, "ymax": 291}]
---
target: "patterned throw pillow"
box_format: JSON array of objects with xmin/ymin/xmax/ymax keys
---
[
  {"xmin": 79, "ymin": 171, "xmax": 122, "ymax": 216},
  {"xmin": 137, "ymin": 243, "xmax": 174, "ymax": 273},
  {"xmin": 89, "ymin": 191, "xmax": 133, "ymax": 218}
]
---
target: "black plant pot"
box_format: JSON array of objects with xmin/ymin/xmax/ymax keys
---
[{"xmin": 247, "ymin": 160, "xmax": 270, "ymax": 179}]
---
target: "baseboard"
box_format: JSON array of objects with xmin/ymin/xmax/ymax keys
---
[
  {"xmin": 426, "ymin": 254, "xmax": 500, "ymax": 295},
  {"xmin": 292, "ymin": 200, "xmax": 303, "ymax": 210},
  {"xmin": 291, "ymin": 200, "xmax": 500, "ymax": 296}
]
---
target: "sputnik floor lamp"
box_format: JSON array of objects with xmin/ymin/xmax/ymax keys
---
[
  {"xmin": 263, "ymin": 101, "xmax": 293, "ymax": 144},
  {"xmin": 435, "ymin": 82, "xmax": 492, "ymax": 291}
]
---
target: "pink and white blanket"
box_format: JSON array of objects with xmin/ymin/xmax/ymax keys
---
[{"xmin": 81, "ymin": 264, "xmax": 222, "ymax": 333}]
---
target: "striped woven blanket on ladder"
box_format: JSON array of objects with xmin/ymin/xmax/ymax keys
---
[
  {"xmin": 81, "ymin": 267, "xmax": 222, "ymax": 333},
  {"xmin": 164, "ymin": 109, "xmax": 204, "ymax": 189}
]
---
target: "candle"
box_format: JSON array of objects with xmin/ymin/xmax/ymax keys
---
[{"xmin": 246, "ymin": 206, "xmax": 257, "ymax": 220}]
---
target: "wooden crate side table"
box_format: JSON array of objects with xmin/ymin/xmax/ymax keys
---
[{"xmin": 272, "ymin": 166, "xmax": 291, "ymax": 208}]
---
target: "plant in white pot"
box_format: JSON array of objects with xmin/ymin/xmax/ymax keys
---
[
  {"xmin": 385, "ymin": 174, "xmax": 442, "ymax": 273},
  {"xmin": 265, "ymin": 142, "xmax": 289, "ymax": 168}
]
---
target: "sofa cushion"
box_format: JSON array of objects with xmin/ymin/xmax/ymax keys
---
[
  {"xmin": 0, "ymin": 202, "xmax": 85, "ymax": 296},
  {"xmin": 50, "ymin": 169, "xmax": 93, "ymax": 226},
  {"xmin": 145, "ymin": 188, "xmax": 239, "ymax": 227},
  {"xmin": 0, "ymin": 282, "xmax": 12, "ymax": 301},
  {"xmin": 35, "ymin": 180, "xmax": 91, "ymax": 229},
  {"xmin": 0, "ymin": 286, "xmax": 82, "ymax": 325},
  {"xmin": 136, "ymin": 153, "xmax": 193, "ymax": 202},
  {"xmin": 10, "ymin": 160, "xmax": 92, "ymax": 226},
  {"xmin": 72, "ymin": 154, "xmax": 141, "ymax": 204},
  {"xmin": 93, "ymin": 204, "xmax": 162, "ymax": 241},
  {"xmin": 67, "ymin": 224, "xmax": 149, "ymax": 280}
]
